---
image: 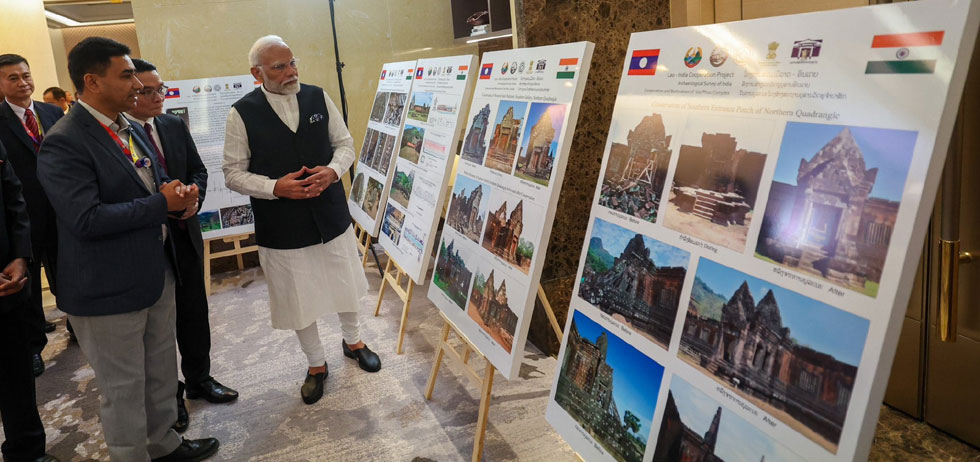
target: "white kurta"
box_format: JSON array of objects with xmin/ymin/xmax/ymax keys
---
[{"xmin": 223, "ymin": 85, "xmax": 368, "ymax": 330}]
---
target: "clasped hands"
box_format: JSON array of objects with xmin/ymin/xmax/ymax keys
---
[
  {"xmin": 160, "ymin": 180, "xmax": 200, "ymax": 220},
  {"xmin": 273, "ymin": 166, "xmax": 338, "ymax": 200}
]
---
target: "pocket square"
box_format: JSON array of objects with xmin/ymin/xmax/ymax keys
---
[{"xmin": 309, "ymin": 113, "xmax": 325, "ymax": 124}]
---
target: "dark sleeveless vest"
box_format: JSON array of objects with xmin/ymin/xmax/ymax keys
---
[{"xmin": 233, "ymin": 84, "xmax": 352, "ymax": 249}]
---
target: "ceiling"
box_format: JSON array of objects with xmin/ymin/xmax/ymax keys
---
[{"xmin": 44, "ymin": 1, "xmax": 134, "ymax": 28}]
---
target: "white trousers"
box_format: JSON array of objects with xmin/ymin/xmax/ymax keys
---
[{"xmin": 295, "ymin": 312, "xmax": 361, "ymax": 367}]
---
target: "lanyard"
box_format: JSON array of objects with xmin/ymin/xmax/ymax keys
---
[
  {"xmin": 97, "ymin": 121, "xmax": 139, "ymax": 164},
  {"xmin": 19, "ymin": 111, "xmax": 44, "ymax": 144}
]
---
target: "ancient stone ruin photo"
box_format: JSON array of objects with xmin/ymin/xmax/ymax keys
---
[
  {"xmin": 514, "ymin": 102, "xmax": 567, "ymax": 186},
  {"xmin": 369, "ymin": 91, "xmax": 388, "ymax": 123},
  {"xmin": 481, "ymin": 188, "xmax": 541, "ymax": 274},
  {"xmin": 446, "ymin": 175, "xmax": 490, "ymax": 243},
  {"xmin": 467, "ymin": 266, "xmax": 520, "ymax": 352},
  {"xmin": 663, "ymin": 117, "xmax": 772, "ymax": 251},
  {"xmin": 599, "ymin": 110, "xmax": 676, "ymax": 223},
  {"xmin": 755, "ymin": 122, "xmax": 917, "ymax": 297},
  {"xmin": 433, "ymin": 238, "xmax": 475, "ymax": 309},
  {"xmin": 461, "ymin": 103, "xmax": 492, "ymax": 165},
  {"xmin": 555, "ymin": 309, "xmax": 665, "ymax": 462},
  {"xmin": 653, "ymin": 377, "xmax": 804, "ymax": 462},
  {"xmin": 679, "ymin": 258, "xmax": 870, "ymax": 453},
  {"xmin": 484, "ymin": 100, "xmax": 528, "ymax": 173},
  {"xmin": 578, "ymin": 218, "xmax": 689, "ymax": 349}
]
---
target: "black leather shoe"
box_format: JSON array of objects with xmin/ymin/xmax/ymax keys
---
[
  {"xmin": 343, "ymin": 341, "xmax": 382, "ymax": 373},
  {"xmin": 32, "ymin": 354, "xmax": 44, "ymax": 377},
  {"xmin": 151, "ymin": 437, "xmax": 219, "ymax": 462},
  {"xmin": 185, "ymin": 378, "xmax": 238, "ymax": 404},
  {"xmin": 43, "ymin": 321, "xmax": 56, "ymax": 333},
  {"xmin": 67, "ymin": 320, "xmax": 77, "ymax": 344},
  {"xmin": 301, "ymin": 364, "xmax": 327, "ymax": 405},
  {"xmin": 30, "ymin": 455, "xmax": 60, "ymax": 462},
  {"xmin": 174, "ymin": 381, "xmax": 189, "ymax": 434}
]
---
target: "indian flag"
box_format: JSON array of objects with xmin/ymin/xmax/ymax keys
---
[
  {"xmin": 457, "ymin": 65, "xmax": 469, "ymax": 80},
  {"xmin": 557, "ymin": 58, "xmax": 578, "ymax": 79},
  {"xmin": 865, "ymin": 31, "xmax": 944, "ymax": 74}
]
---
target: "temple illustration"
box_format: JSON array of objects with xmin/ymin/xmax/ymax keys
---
[
  {"xmin": 757, "ymin": 128, "xmax": 898, "ymax": 294},
  {"xmin": 671, "ymin": 133, "xmax": 767, "ymax": 226},
  {"xmin": 680, "ymin": 281, "xmax": 857, "ymax": 445},
  {"xmin": 446, "ymin": 184, "xmax": 486, "ymax": 242},
  {"xmin": 433, "ymin": 239, "xmax": 473, "ymax": 309},
  {"xmin": 600, "ymin": 113, "xmax": 673, "ymax": 222},
  {"xmin": 482, "ymin": 199, "xmax": 531, "ymax": 272},
  {"xmin": 467, "ymin": 270, "xmax": 518, "ymax": 351},
  {"xmin": 653, "ymin": 392, "xmax": 725, "ymax": 462},
  {"xmin": 515, "ymin": 107, "xmax": 557, "ymax": 184},
  {"xmin": 579, "ymin": 234, "xmax": 686, "ymax": 348},
  {"xmin": 462, "ymin": 104, "xmax": 491, "ymax": 164},
  {"xmin": 485, "ymin": 106, "xmax": 523, "ymax": 172}
]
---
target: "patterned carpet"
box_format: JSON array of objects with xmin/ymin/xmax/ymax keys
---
[
  {"xmin": 5, "ymin": 255, "xmax": 980, "ymax": 461},
  {"xmin": 12, "ymin": 259, "xmax": 577, "ymax": 461}
]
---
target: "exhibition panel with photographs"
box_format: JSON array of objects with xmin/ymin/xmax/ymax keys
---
[{"xmin": 545, "ymin": 2, "xmax": 978, "ymax": 461}]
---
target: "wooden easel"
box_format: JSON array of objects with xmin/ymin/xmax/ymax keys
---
[
  {"xmin": 373, "ymin": 257, "xmax": 416, "ymax": 354},
  {"xmin": 424, "ymin": 286, "xmax": 564, "ymax": 462},
  {"xmin": 353, "ymin": 222, "xmax": 373, "ymax": 269},
  {"xmin": 203, "ymin": 232, "xmax": 259, "ymax": 296}
]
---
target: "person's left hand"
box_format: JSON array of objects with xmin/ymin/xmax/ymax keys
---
[
  {"xmin": 179, "ymin": 200, "xmax": 199, "ymax": 220},
  {"xmin": 0, "ymin": 258, "xmax": 28, "ymax": 297},
  {"xmin": 301, "ymin": 166, "xmax": 339, "ymax": 196}
]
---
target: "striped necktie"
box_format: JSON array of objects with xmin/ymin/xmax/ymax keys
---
[{"xmin": 24, "ymin": 108, "xmax": 42, "ymax": 151}]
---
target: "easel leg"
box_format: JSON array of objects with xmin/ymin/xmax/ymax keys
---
[
  {"xmin": 370, "ymin": 245, "xmax": 384, "ymax": 277},
  {"xmin": 360, "ymin": 234, "xmax": 372, "ymax": 268},
  {"xmin": 472, "ymin": 362, "xmax": 495, "ymax": 462},
  {"xmin": 396, "ymin": 283, "xmax": 414, "ymax": 355},
  {"xmin": 424, "ymin": 321, "xmax": 451, "ymax": 400},
  {"xmin": 374, "ymin": 258, "xmax": 393, "ymax": 317},
  {"xmin": 234, "ymin": 237, "xmax": 244, "ymax": 270}
]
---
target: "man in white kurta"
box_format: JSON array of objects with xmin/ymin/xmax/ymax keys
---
[{"xmin": 223, "ymin": 35, "xmax": 381, "ymax": 405}]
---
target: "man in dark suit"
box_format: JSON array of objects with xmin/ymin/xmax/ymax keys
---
[
  {"xmin": 0, "ymin": 54, "xmax": 64, "ymax": 377},
  {"xmin": 37, "ymin": 37, "xmax": 219, "ymax": 462},
  {"xmin": 126, "ymin": 58, "xmax": 238, "ymax": 433},
  {"xmin": 0, "ymin": 139, "xmax": 59, "ymax": 462}
]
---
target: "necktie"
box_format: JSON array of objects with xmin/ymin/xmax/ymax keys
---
[
  {"xmin": 24, "ymin": 109, "xmax": 42, "ymax": 151},
  {"xmin": 144, "ymin": 122, "xmax": 168, "ymax": 174}
]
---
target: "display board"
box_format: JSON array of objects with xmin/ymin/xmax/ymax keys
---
[
  {"xmin": 348, "ymin": 60, "xmax": 418, "ymax": 235},
  {"xmin": 426, "ymin": 42, "xmax": 595, "ymax": 380},
  {"xmin": 377, "ymin": 55, "xmax": 478, "ymax": 283},
  {"xmin": 161, "ymin": 74, "xmax": 260, "ymax": 239},
  {"xmin": 545, "ymin": 2, "xmax": 978, "ymax": 462}
]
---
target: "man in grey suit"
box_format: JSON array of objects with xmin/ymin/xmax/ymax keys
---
[{"xmin": 37, "ymin": 37, "xmax": 219, "ymax": 462}]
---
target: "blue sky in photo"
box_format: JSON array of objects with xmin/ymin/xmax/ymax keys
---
[
  {"xmin": 451, "ymin": 175, "xmax": 491, "ymax": 216},
  {"xmin": 590, "ymin": 218, "xmax": 690, "ymax": 268},
  {"xmin": 494, "ymin": 100, "xmax": 529, "ymax": 127},
  {"xmin": 694, "ymin": 258, "xmax": 869, "ymax": 367},
  {"xmin": 670, "ymin": 377, "xmax": 803, "ymax": 462},
  {"xmin": 411, "ymin": 91, "xmax": 434, "ymax": 107},
  {"xmin": 772, "ymin": 122, "xmax": 918, "ymax": 202},
  {"xmin": 570, "ymin": 309, "xmax": 665, "ymax": 443},
  {"xmin": 519, "ymin": 103, "xmax": 567, "ymax": 158}
]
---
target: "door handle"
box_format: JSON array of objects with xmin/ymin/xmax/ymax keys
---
[{"xmin": 937, "ymin": 127, "xmax": 973, "ymax": 343}]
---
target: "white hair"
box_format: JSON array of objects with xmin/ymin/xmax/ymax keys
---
[{"xmin": 248, "ymin": 35, "xmax": 289, "ymax": 67}]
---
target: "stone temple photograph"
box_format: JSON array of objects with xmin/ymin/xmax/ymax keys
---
[
  {"xmin": 663, "ymin": 116, "xmax": 772, "ymax": 251},
  {"xmin": 598, "ymin": 107, "xmax": 679, "ymax": 223},
  {"xmin": 554, "ymin": 309, "xmax": 665, "ymax": 462},
  {"xmin": 433, "ymin": 237, "xmax": 476, "ymax": 309},
  {"xmin": 461, "ymin": 102, "xmax": 493, "ymax": 165},
  {"xmin": 755, "ymin": 122, "xmax": 917, "ymax": 298},
  {"xmin": 514, "ymin": 102, "xmax": 567, "ymax": 186},
  {"xmin": 653, "ymin": 376, "xmax": 804, "ymax": 462},
  {"xmin": 467, "ymin": 257, "xmax": 523, "ymax": 353},
  {"xmin": 484, "ymin": 100, "xmax": 528, "ymax": 173},
  {"xmin": 578, "ymin": 217, "xmax": 689, "ymax": 349},
  {"xmin": 678, "ymin": 258, "xmax": 871, "ymax": 453},
  {"xmin": 446, "ymin": 175, "xmax": 491, "ymax": 243},
  {"xmin": 369, "ymin": 90, "xmax": 388, "ymax": 123},
  {"xmin": 481, "ymin": 187, "xmax": 542, "ymax": 274}
]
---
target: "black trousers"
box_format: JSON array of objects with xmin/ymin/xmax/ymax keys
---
[
  {"xmin": 173, "ymin": 227, "xmax": 212, "ymax": 385},
  {"xmin": 27, "ymin": 224, "xmax": 58, "ymax": 356},
  {"xmin": 0, "ymin": 301, "xmax": 46, "ymax": 461}
]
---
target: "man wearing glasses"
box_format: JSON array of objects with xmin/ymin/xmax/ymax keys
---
[
  {"xmin": 126, "ymin": 58, "xmax": 239, "ymax": 434},
  {"xmin": 223, "ymin": 35, "xmax": 381, "ymax": 406}
]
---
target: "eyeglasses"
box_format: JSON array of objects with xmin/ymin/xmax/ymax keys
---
[
  {"xmin": 263, "ymin": 58, "xmax": 299, "ymax": 72},
  {"xmin": 136, "ymin": 85, "xmax": 170, "ymax": 97}
]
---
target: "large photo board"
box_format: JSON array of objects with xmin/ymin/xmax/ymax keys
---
[
  {"xmin": 348, "ymin": 60, "xmax": 418, "ymax": 235},
  {"xmin": 377, "ymin": 55, "xmax": 478, "ymax": 283},
  {"xmin": 427, "ymin": 42, "xmax": 595, "ymax": 380},
  {"xmin": 546, "ymin": 1, "xmax": 978, "ymax": 461},
  {"xmin": 161, "ymin": 74, "xmax": 260, "ymax": 239}
]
